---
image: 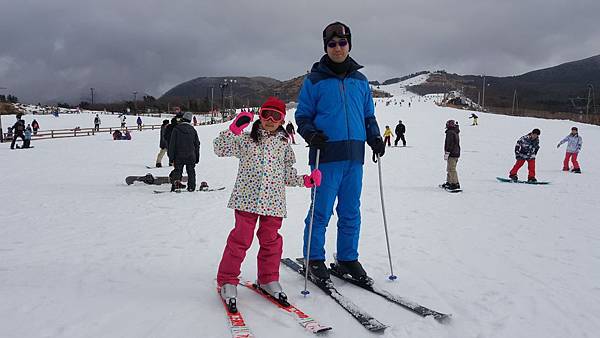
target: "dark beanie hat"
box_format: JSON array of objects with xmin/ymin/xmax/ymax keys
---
[
  {"xmin": 532, "ymin": 128, "xmax": 541, "ymax": 135},
  {"xmin": 323, "ymin": 21, "xmax": 351, "ymax": 52}
]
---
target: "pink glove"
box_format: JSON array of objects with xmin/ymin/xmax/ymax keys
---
[
  {"xmin": 229, "ymin": 112, "xmax": 254, "ymax": 135},
  {"xmin": 303, "ymin": 169, "xmax": 322, "ymax": 188}
]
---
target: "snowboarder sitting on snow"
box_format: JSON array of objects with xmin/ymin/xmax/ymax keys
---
[
  {"xmin": 112, "ymin": 130, "xmax": 131, "ymax": 140},
  {"xmin": 383, "ymin": 125, "xmax": 393, "ymax": 147},
  {"xmin": 557, "ymin": 127, "xmax": 582, "ymax": 173},
  {"xmin": 168, "ymin": 111, "xmax": 200, "ymax": 192},
  {"xmin": 509, "ymin": 128, "xmax": 540, "ymax": 182},
  {"xmin": 214, "ymin": 97, "xmax": 321, "ymax": 312},
  {"xmin": 441, "ymin": 120, "xmax": 461, "ymax": 190}
]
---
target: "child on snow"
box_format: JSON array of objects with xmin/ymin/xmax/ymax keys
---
[
  {"xmin": 214, "ymin": 97, "xmax": 321, "ymax": 311},
  {"xmin": 383, "ymin": 126, "xmax": 393, "ymax": 147},
  {"xmin": 557, "ymin": 127, "xmax": 583, "ymax": 173},
  {"xmin": 509, "ymin": 128, "xmax": 540, "ymax": 182}
]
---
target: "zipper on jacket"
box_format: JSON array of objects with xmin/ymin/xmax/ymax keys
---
[{"xmin": 340, "ymin": 79, "xmax": 351, "ymax": 160}]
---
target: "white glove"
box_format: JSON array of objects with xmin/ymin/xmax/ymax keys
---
[{"xmin": 444, "ymin": 152, "xmax": 450, "ymax": 161}]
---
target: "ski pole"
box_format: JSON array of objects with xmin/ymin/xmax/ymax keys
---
[
  {"xmin": 302, "ymin": 148, "xmax": 320, "ymax": 296},
  {"xmin": 377, "ymin": 154, "xmax": 397, "ymax": 281}
]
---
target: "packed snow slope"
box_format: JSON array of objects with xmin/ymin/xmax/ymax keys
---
[{"xmin": 2, "ymin": 80, "xmax": 600, "ymax": 338}]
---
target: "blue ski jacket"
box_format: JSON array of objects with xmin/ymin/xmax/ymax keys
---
[{"xmin": 295, "ymin": 55, "xmax": 380, "ymax": 165}]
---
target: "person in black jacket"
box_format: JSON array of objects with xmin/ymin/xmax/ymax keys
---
[
  {"xmin": 164, "ymin": 107, "xmax": 183, "ymax": 166},
  {"xmin": 155, "ymin": 119, "xmax": 170, "ymax": 167},
  {"xmin": 10, "ymin": 114, "xmax": 26, "ymax": 150},
  {"xmin": 168, "ymin": 111, "xmax": 200, "ymax": 192},
  {"xmin": 442, "ymin": 120, "xmax": 461, "ymax": 190},
  {"xmin": 394, "ymin": 120, "xmax": 406, "ymax": 147}
]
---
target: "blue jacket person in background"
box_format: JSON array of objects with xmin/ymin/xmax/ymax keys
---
[{"xmin": 295, "ymin": 21, "xmax": 385, "ymax": 284}]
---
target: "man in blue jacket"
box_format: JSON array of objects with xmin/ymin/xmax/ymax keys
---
[{"xmin": 295, "ymin": 22, "xmax": 385, "ymax": 284}]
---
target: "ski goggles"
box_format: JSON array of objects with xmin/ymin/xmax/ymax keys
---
[
  {"xmin": 324, "ymin": 23, "xmax": 350, "ymax": 41},
  {"xmin": 259, "ymin": 108, "xmax": 284, "ymax": 123},
  {"xmin": 326, "ymin": 39, "xmax": 348, "ymax": 49}
]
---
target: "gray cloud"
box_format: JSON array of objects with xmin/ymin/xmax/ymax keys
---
[{"xmin": 1, "ymin": 0, "xmax": 599, "ymax": 103}]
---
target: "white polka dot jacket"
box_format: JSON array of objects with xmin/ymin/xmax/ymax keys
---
[{"xmin": 213, "ymin": 128, "xmax": 306, "ymax": 218}]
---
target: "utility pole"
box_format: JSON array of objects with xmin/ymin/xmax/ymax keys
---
[
  {"xmin": 511, "ymin": 89, "xmax": 517, "ymax": 115},
  {"xmin": 90, "ymin": 88, "xmax": 95, "ymax": 106},
  {"xmin": 586, "ymin": 84, "xmax": 596, "ymax": 121},
  {"xmin": 133, "ymin": 91, "xmax": 137, "ymax": 114},
  {"xmin": 210, "ymin": 87, "xmax": 214, "ymax": 112},
  {"xmin": 482, "ymin": 76, "xmax": 486, "ymax": 111}
]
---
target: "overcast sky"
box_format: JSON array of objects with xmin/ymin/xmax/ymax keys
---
[{"xmin": 1, "ymin": 0, "xmax": 599, "ymax": 103}]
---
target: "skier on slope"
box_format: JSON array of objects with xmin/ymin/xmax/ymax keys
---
[
  {"xmin": 557, "ymin": 126, "xmax": 582, "ymax": 173},
  {"xmin": 383, "ymin": 126, "xmax": 393, "ymax": 147},
  {"xmin": 168, "ymin": 112, "xmax": 200, "ymax": 192},
  {"xmin": 441, "ymin": 120, "xmax": 461, "ymax": 190},
  {"xmin": 394, "ymin": 120, "xmax": 406, "ymax": 147},
  {"xmin": 214, "ymin": 97, "xmax": 321, "ymax": 312},
  {"xmin": 154, "ymin": 119, "xmax": 169, "ymax": 168},
  {"xmin": 94, "ymin": 114, "xmax": 101, "ymax": 131},
  {"xmin": 285, "ymin": 121, "xmax": 296, "ymax": 144},
  {"xmin": 469, "ymin": 113, "xmax": 478, "ymax": 125},
  {"xmin": 509, "ymin": 128, "xmax": 540, "ymax": 182},
  {"xmin": 164, "ymin": 107, "xmax": 183, "ymax": 166},
  {"xmin": 136, "ymin": 116, "xmax": 143, "ymax": 131},
  {"xmin": 295, "ymin": 22, "xmax": 385, "ymax": 284},
  {"xmin": 10, "ymin": 114, "xmax": 26, "ymax": 150}
]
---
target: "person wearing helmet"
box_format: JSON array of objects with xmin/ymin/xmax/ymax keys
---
[{"xmin": 442, "ymin": 120, "xmax": 461, "ymax": 190}]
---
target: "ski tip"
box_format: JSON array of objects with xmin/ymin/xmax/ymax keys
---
[{"xmin": 434, "ymin": 313, "xmax": 452, "ymax": 323}]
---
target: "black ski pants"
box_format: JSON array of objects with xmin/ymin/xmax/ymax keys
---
[
  {"xmin": 394, "ymin": 133, "xmax": 406, "ymax": 146},
  {"xmin": 10, "ymin": 133, "xmax": 25, "ymax": 149},
  {"xmin": 170, "ymin": 163, "xmax": 196, "ymax": 190}
]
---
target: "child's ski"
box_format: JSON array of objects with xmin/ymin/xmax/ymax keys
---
[
  {"xmin": 240, "ymin": 280, "xmax": 332, "ymax": 334},
  {"xmin": 217, "ymin": 286, "xmax": 255, "ymax": 338}
]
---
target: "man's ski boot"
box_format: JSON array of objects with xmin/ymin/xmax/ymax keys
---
[
  {"xmin": 199, "ymin": 181, "xmax": 209, "ymax": 191},
  {"xmin": 509, "ymin": 174, "xmax": 518, "ymax": 182},
  {"xmin": 155, "ymin": 163, "xmax": 162, "ymax": 168},
  {"xmin": 307, "ymin": 260, "xmax": 331, "ymax": 284},
  {"xmin": 572, "ymin": 168, "xmax": 581, "ymax": 174},
  {"xmin": 332, "ymin": 259, "xmax": 374, "ymax": 286},
  {"xmin": 220, "ymin": 283, "xmax": 238, "ymax": 313},
  {"xmin": 257, "ymin": 281, "xmax": 289, "ymax": 307},
  {"xmin": 527, "ymin": 177, "xmax": 537, "ymax": 183},
  {"xmin": 440, "ymin": 182, "xmax": 450, "ymax": 189}
]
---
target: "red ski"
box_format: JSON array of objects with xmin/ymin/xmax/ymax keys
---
[
  {"xmin": 240, "ymin": 280, "xmax": 332, "ymax": 334},
  {"xmin": 217, "ymin": 285, "xmax": 255, "ymax": 338}
]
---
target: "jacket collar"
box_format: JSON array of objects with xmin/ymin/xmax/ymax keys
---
[{"xmin": 311, "ymin": 55, "xmax": 363, "ymax": 78}]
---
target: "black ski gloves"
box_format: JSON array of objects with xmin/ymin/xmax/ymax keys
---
[
  {"xmin": 369, "ymin": 136, "xmax": 385, "ymax": 162},
  {"xmin": 308, "ymin": 131, "xmax": 329, "ymax": 150}
]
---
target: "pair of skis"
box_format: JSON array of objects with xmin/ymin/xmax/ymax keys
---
[
  {"xmin": 154, "ymin": 187, "xmax": 225, "ymax": 194},
  {"xmin": 282, "ymin": 258, "xmax": 450, "ymax": 332},
  {"xmin": 217, "ymin": 281, "xmax": 332, "ymax": 337}
]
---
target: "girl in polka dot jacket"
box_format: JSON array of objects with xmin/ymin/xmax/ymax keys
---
[{"xmin": 214, "ymin": 97, "xmax": 321, "ymax": 309}]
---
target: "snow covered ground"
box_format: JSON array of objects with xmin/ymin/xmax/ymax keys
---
[{"xmin": 2, "ymin": 79, "xmax": 600, "ymax": 337}]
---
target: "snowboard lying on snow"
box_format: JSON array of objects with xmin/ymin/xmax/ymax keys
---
[
  {"xmin": 125, "ymin": 174, "xmax": 187, "ymax": 185},
  {"xmin": 496, "ymin": 177, "xmax": 550, "ymax": 185}
]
